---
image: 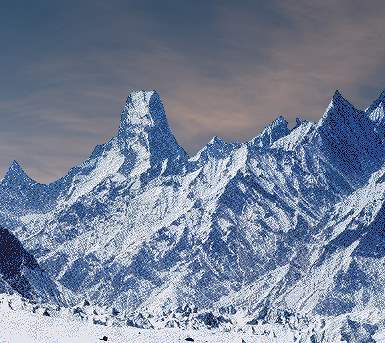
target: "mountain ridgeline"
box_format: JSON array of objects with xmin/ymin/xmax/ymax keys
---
[{"xmin": 0, "ymin": 90, "xmax": 384, "ymax": 327}]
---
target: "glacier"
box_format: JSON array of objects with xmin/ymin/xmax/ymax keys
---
[{"xmin": 0, "ymin": 89, "xmax": 384, "ymax": 342}]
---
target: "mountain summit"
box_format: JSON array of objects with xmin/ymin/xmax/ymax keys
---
[
  {"xmin": 118, "ymin": 90, "xmax": 167, "ymax": 135},
  {"xmin": 116, "ymin": 90, "xmax": 187, "ymax": 178},
  {"xmin": 2, "ymin": 160, "xmax": 32, "ymax": 185}
]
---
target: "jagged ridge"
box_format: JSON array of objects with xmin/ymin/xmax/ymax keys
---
[{"xmin": 0, "ymin": 89, "xmax": 383, "ymax": 336}]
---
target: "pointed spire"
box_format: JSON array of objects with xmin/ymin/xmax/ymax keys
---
[
  {"xmin": 118, "ymin": 90, "xmax": 168, "ymax": 139},
  {"xmin": 254, "ymin": 115, "xmax": 290, "ymax": 148},
  {"xmin": 333, "ymin": 89, "xmax": 342, "ymax": 98},
  {"xmin": 318, "ymin": 90, "xmax": 358, "ymax": 127},
  {"xmin": 271, "ymin": 115, "xmax": 288, "ymax": 126},
  {"xmin": 2, "ymin": 160, "xmax": 32, "ymax": 184},
  {"xmin": 115, "ymin": 90, "xmax": 188, "ymax": 178},
  {"xmin": 316, "ymin": 89, "xmax": 385, "ymax": 185},
  {"xmin": 8, "ymin": 160, "xmax": 23, "ymax": 172},
  {"xmin": 331, "ymin": 89, "xmax": 354, "ymax": 108},
  {"xmin": 6, "ymin": 160, "xmax": 25, "ymax": 177},
  {"xmin": 248, "ymin": 116, "xmax": 290, "ymax": 149}
]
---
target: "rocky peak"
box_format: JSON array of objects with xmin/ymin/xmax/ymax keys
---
[
  {"xmin": 2, "ymin": 160, "xmax": 34, "ymax": 186},
  {"xmin": 117, "ymin": 90, "xmax": 168, "ymax": 139},
  {"xmin": 252, "ymin": 115, "xmax": 290, "ymax": 148},
  {"xmin": 116, "ymin": 90, "xmax": 187, "ymax": 177},
  {"xmin": 316, "ymin": 90, "xmax": 385, "ymax": 185},
  {"xmin": 318, "ymin": 90, "xmax": 358, "ymax": 127}
]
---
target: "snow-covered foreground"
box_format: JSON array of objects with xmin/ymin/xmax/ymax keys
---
[
  {"xmin": 2, "ymin": 307, "xmax": 385, "ymax": 343},
  {"xmin": 0, "ymin": 294, "xmax": 292, "ymax": 343},
  {"xmin": 1, "ymin": 294, "xmax": 384, "ymax": 343},
  {"xmin": 0, "ymin": 307, "xmax": 285, "ymax": 343},
  {"xmin": 0, "ymin": 310, "xmax": 233, "ymax": 343}
]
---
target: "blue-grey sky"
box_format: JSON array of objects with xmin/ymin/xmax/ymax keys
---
[{"xmin": 0, "ymin": 0, "xmax": 384, "ymax": 182}]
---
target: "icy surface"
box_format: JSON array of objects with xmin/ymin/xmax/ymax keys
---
[{"xmin": 1, "ymin": 293, "xmax": 384, "ymax": 342}]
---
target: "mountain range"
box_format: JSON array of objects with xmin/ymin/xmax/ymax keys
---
[{"xmin": 0, "ymin": 89, "xmax": 384, "ymax": 341}]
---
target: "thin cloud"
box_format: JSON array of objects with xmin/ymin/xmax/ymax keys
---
[{"xmin": 0, "ymin": 0, "xmax": 384, "ymax": 182}]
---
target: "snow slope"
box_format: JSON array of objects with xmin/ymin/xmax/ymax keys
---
[
  {"xmin": 0, "ymin": 228, "xmax": 65, "ymax": 305},
  {"xmin": 2, "ymin": 293, "xmax": 383, "ymax": 343}
]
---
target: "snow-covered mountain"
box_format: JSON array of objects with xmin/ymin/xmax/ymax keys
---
[
  {"xmin": 0, "ymin": 227, "xmax": 65, "ymax": 305},
  {"xmin": 0, "ymin": 89, "xmax": 384, "ymax": 340}
]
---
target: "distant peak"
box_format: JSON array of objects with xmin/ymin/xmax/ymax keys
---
[
  {"xmin": 118, "ymin": 90, "xmax": 167, "ymax": 138},
  {"xmin": 252, "ymin": 115, "xmax": 290, "ymax": 148},
  {"xmin": 271, "ymin": 115, "xmax": 288, "ymax": 127},
  {"xmin": 190, "ymin": 135, "xmax": 239, "ymax": 163},
  {"xmin": 318, "ymin": 89, "xmax": 357, "ymax": 127},
  {"xmin": 2, "ymin": 160, "xmax": 31, "ymax": 184},
  {"xmin": 333, "ymin": 89, "xmax": 342, "ymax": 98},
  {"xmin": 115, "ymin": 90, "xmax": 188, "ymax": 174},
  {"xmin": 209, "ymin": 136, "xmax": 225, "ymax": 146},
  {"xmin": 125, "ymin": 90, "xmax": 159, "ymax": 108},
  {"xmin": 267, "ymin": 115, "xmax": 289, "ymax": 134},
  {"xmin": 9, "ymin": 160, "xmax": 22, "ymax": 171},
  {"xmin": 207, "ymin": 135, "xmax": 240, "ymax": 151},
  {"xmin": 7, "ymin": 160, "xmax": 25, "ymax": 176},
  {"xmin": 331, "ymin": 89, "xmax": 353, "ymax": 107}
]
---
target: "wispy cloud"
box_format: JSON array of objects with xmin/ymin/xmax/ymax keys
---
[{"xmin": 0, "ymin": 0, "xmax": 384, "ymax": 182}]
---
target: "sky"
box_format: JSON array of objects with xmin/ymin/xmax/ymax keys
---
[{"xmin": 0, "ymin": 0, "xmax": 384, "ymax": 183}]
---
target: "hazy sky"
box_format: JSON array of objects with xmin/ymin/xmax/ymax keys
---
[{"xmin": 0, "ymin": 0, "xmax": 384, "ymax": 182}]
